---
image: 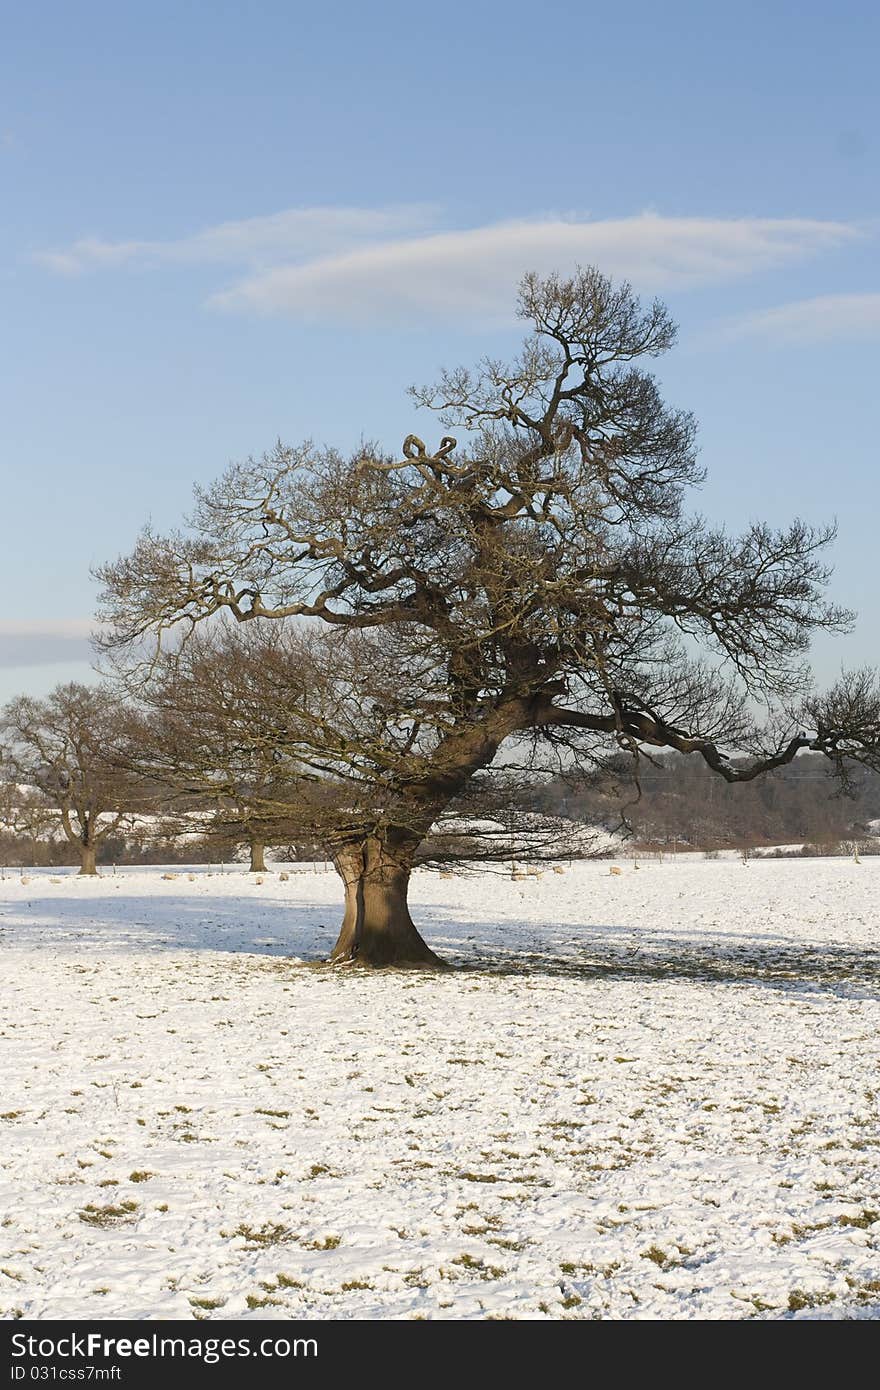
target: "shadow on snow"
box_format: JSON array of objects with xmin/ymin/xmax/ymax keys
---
[{"xmin": 1, "ymin": 887, "xmax": 878, "ymax": 1002}]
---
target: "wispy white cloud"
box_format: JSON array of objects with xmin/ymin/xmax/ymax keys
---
[
  {"xmin": 0, "ymin": 619, "xmax": 95, "ymax": 638},
  {"xmin": 33, "ymin": 206, "xmax": 861, "ymax": 326},
  {"xmin": 32, "ymin": 204, "xmax": 438, "ymax": 275},
  {"xmin": 729, "ymin": 291, "xmax": 880, "ymax": 344},
  {"xmin": 209, "ymin": 214, "xmax": 859, "ymax": 325},
  {"xmin": 0, "ymin": 621, "xmax": 95, "ymax": 670}
]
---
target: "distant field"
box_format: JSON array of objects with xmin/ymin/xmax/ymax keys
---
[{"xmin": 1, "ymin": 858, "xmax": 879, "ymax": 1320}]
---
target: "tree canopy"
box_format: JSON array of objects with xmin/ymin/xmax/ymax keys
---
[{"xmin": 97, "ymin": 268, "xmax": 880, "ymax": 963}]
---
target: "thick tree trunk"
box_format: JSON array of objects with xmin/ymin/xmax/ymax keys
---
[
  {"xmin": 329, "ymin": 835, "xmax": 444, "ymax": 968},
  {"xmin": 249, "ymin": 839, "xmax": 268, "ymax": 873},
  {"xmin": 79, "ymin": 844, "xmax": 98, "ymax": 876}
]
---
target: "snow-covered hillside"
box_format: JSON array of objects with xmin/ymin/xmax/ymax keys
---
[{"xmin": 1, "ymin": 858, "xmax": 879, "ymax": 1320}]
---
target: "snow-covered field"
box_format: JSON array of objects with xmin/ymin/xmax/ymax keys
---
[{"xmin": 1, "ymin": 857, "xmax": 879, "ymax": 1321}]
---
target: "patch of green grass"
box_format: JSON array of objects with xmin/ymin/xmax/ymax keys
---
[
  {"xmin": 246, "ymin": 1293, "xmax": 282, "ymax": 1309},
  {"xmin": 749, "ymin": 1295, "xmax": 776, "ymax": 1312},
  {"xmin": 788, "ymin": 1288, "xmax": 837, "ymax": 1312},
  {"xmin": 565, "ymin": 1258, "xmax": 621, "ymax": 1280},
  {"xmin": 189, "ymin": 1296, "xmax": 225, "ymax": 1311},
  {"xmin": 129, "ymin": 1170, "xmax": 153, "ymax": 1183},
  {"xmin": 642, "ymin": 1245, "xmax": 667, "ymax": 1267},
  {"xmin": 78, "ymin": 1200, "xmax": 139, "ymax": 1228},
  {"xmin": 776, "ymin": 1209, "xmax": 876, "ymax": 1246},
  {"xmin": 845, "ymin": 1276, "xmax": 880, "ymax": 1304},
  {"xmin": 839, "ymin": 1209, "xmax": 878, "ymax": 1229},
  {"xmin": 449, "ymin": 1254, "xmax": 505, "ymax": 1280},
  {"xmin": 304, "ymin": 1234, "xmax": 340, "ymax": 1251},
  {"xmin": 229, "ymin": 1222, "xmax": 296, "ymax": 1248}
]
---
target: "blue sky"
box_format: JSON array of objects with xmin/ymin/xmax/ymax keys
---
[{"xmin": 1, "ymin": 0, "xmax": 878, "ymax": 702}]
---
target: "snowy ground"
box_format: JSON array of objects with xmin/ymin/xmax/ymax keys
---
[{"xmin": 1, "ymin": 857, "xmax": 879, "ymax": 1321}]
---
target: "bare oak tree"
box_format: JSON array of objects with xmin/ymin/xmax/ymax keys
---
[
  {"xmin": 97, "ymin": 268, "xmax": 880, "ymax": 963},
  {"xmin": 1, "ymin": 683, "xmax": 142, "ymax": 874}
]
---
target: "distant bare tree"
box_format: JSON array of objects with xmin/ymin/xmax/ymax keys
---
[
  {"xmin": 1, "ymin": 683, "xmax": 143, "ymax": 874},
  {"xmin": 0, "ymin": 778, "xmax": 57, "ymax": 866},
  {"xmin": 116, "ymin": 625, "xmax": 329, "ymax": 871},
  {"xmin": 97, "ymin": 268, "xmax": 880, "ymax": 964}
]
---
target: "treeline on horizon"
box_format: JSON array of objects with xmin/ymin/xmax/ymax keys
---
[
  {"xmin": 534, "ymin": 752, "xmax": 880, "ymax": 855},
  {"xmin": 3, "ymin": 740, "xmax": 879, "ymax": 871}
]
